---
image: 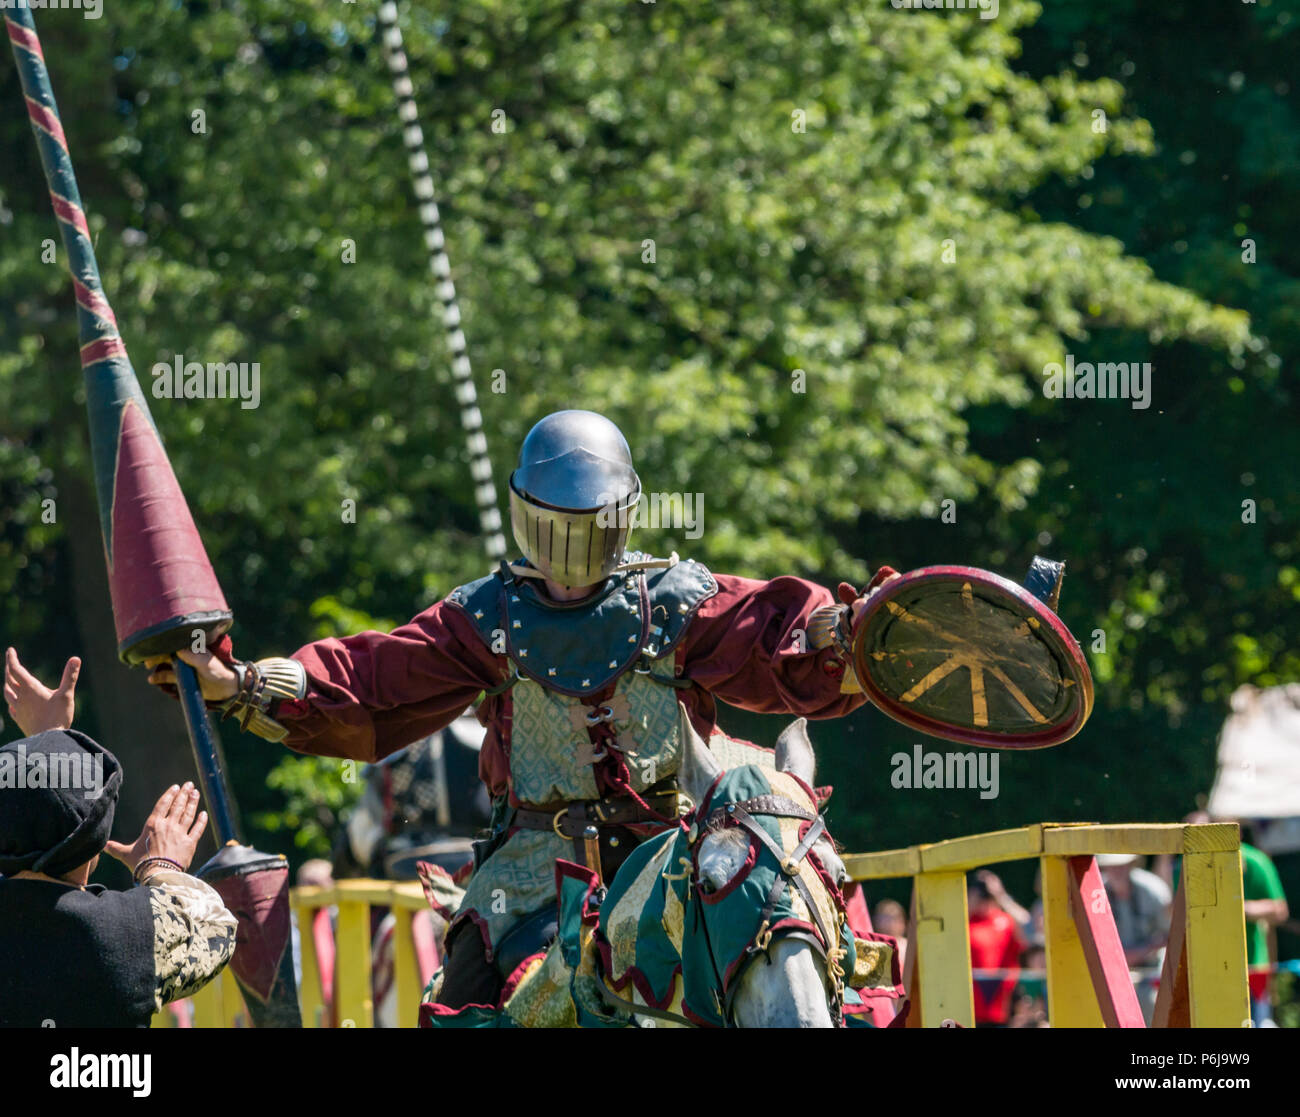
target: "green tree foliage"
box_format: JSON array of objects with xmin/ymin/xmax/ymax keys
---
[
  {"xmin": 252, "ymin": 753, "xmax": 359, "ymax": 856},
  {"xmin": 1011, "ymin": 0, "xmax": 1300, "ymax": 712},
  {"xmin": 0, "ymin": 2, "xmax": 1280, "ymax": 871},
  {"xmin": 1019, "ymin": 0, "xmax": 1300, "ymax": 970}
]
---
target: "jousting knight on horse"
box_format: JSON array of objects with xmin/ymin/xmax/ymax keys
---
[
  {"xmin": 148, "ymin": 409, "xmax": 1094, "ymax": 1026},
  {"xmin": 5, "ymin": 3, "xmax": 1090, "ymax": 1028}
]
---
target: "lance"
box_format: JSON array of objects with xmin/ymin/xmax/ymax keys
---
[
  {"xmin": 377, "ymin": 1, "xmax": 506, "ymax": 564},
  {"xmin": 6, "ymin": 7, "xmax": 300, "ymax": 1027}
]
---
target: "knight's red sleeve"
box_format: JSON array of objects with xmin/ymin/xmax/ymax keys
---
[
  {"xmin": 272, "ymin": 600, "xmax": 504, "ymax": 765},
  {"xmin": 679, "ymin": 573, "xmax": 869, "ymax": 719}
]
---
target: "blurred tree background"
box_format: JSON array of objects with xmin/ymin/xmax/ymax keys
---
[{"xmin": 2, "ymin": 0, "xmax": 1296, "ymax": 957}]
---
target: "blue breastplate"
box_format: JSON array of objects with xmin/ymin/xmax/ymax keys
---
[{"xmin": 446, "ymin": 553, "xmax": 717, "ymax": 698}]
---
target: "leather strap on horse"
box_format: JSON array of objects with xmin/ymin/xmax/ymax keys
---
[
  {"xmin": 594, "ymin": 969, "xmax": 698, "ymax": 1028},
  {"xmin": 696, "ymin": 795, "xmax": 815, "ymax": 838},
  {"xmin": 718, "ymin": 805, "xmax": 845, "ymax": 1025},
  {"xmin": 728, "ymin": 806, "xmax": 832, "ymax": 950}
]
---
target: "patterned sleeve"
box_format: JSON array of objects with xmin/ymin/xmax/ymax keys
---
[{"xmin": 145, "ymin": 870, "xmax": 239, "ymax": 1010}]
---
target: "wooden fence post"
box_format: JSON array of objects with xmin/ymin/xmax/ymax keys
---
[{"xmin": 912, "ymin": 870, "xmax": 974, "ymax": 1028}]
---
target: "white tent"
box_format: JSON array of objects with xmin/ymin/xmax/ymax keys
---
[{"xmin": 1208, "ymin": 683, "xmax": 1300, "ymax": 853}]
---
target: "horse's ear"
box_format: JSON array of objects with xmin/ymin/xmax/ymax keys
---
[
  {"xmin": 775, "ymin": 717, "xmax": 815, "ymax": 786},
  {"xmin": 677, "ymin": 702, "xmax": 722, "ymax": 803}
]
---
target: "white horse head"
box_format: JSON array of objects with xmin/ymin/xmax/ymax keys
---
[{"xmin": 675, "ymin": 705, "xmax": 848, "ymax": 1028}]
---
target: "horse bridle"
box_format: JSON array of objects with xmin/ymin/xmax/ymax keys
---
[{"xmin": 690, "ymin": 791, "xmax": 848, "ymax": 1027}]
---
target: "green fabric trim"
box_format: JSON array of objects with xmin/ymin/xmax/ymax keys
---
[{"xmin": 599, "ymin": 765, "xmax": 846, "ymax": 1027}]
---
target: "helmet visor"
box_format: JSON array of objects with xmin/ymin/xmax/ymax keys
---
[{"xmin": 509, "ymin": 481, "xmax": 640, "ymax": 586}]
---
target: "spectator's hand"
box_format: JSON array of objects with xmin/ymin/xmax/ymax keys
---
[
  {"xmin": 104, "ymin": 782, "xmax": 208, "ymax": 877},
  {"xmin": 145, "ymin": 649, "xmax": 240, "ymax": 702},
  {"xmin": 4, "ymin": 648, "xmax": 80, "ymax": 736},
  {"xmin": 976, "ymin": 869, "xmax": 1008, "ymax": 899}
]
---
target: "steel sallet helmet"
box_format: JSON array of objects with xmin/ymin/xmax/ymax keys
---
[{"xmin": 508, "ymin": 410, "xmax": 641, "ymax": 587}]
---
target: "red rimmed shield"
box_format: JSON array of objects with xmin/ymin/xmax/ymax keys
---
[{"xmin": 853, "ymin": 566, "xmax": 1094, "ymax": 749}]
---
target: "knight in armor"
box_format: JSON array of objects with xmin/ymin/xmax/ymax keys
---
[{"xmin": 148, "ymin": 410, "xmax": 890, "ymax": 1011}]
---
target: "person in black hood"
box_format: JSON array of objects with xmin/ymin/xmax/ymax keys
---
[{"xmin": 1, "ymin": 647, "xmax": 237, "ymax": 1027}]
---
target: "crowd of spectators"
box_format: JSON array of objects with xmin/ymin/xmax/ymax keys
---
[{"xmin": 872, "ymin": 824, "xmax": 1291, "ymax": 1028}]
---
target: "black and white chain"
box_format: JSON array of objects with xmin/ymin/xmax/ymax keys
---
[{"xmin": 378, "ymin": 1, "xmax": 506, "ymax": 562}]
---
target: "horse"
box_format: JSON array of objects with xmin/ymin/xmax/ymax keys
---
[
  {"xmin": 577, "ymin": 705, "xmax": 862, "ymax": 1027},
  {"xmin": 419, "ymin": 704, "xmax": 901, "ymax": 1027}
]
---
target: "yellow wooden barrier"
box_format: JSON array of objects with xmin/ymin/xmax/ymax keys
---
[
  {"xmin": 1040, "ymin": 853, "xmax": 1104, "ymax": 1027},
  {"xmin": 911, "ymin": 870, "xmax": 975, "ymax": 1027},
  {"xmin": 160, "ymin": 822, "xmax": 1248, "ymax": 1028},
  {"xmin": 333, "ymin": 882, "xmax": 374, "ymax": 1028},
  {"xmin": 290, "ymin": 879, "xmax": 429, "ymax": 1029},
  {"xmin": 392, "ymin": 905, "xmax": 422, "ymax": 1029},
  {"xmin": 156, "ymin": 878, "xmax": 428, "ymax": 1028},
  {"xmin": 297, "ymin": 894, "xmax": 327, "ymax": 1028},
  {"xmin": 186, "ymin": 966, "xmax": 247, "ymax": 1027},
  {"xmin": 1183, "ymin": 848, "xmax": 1248, "ymax": 1027},
  {"xmin": 847, "ymin": 821, "xmax": 1249, "ymax": 1028}
]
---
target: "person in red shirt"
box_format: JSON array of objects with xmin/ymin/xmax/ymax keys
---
[{"xmin": 968, "ymin": 873, "xmax": 1026, "ymax": 1027}]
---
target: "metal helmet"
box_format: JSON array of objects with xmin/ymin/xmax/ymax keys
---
[{"xmin": 508, "ymin": 410, "xmax": 641, "ymax": 586}]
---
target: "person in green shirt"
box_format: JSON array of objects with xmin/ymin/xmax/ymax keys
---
[
  {"xmin": 1242, "ymin": 843, "xmax": 1288, "ymax": 965},
  {"xmin": 1240, "ymin": 838, "xmax": 1289, "ymax": 1025}
]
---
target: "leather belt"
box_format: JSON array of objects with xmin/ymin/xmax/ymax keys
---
[
  {"xmin": 512, "ymin": 786, "xmax": 681, "ymax": 878},
  {"xmin": 513, "ymin": 789, "xmax": 681, "ymax": 837}
]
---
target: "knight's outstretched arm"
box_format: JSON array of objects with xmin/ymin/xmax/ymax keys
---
[
  {"xmin": 679, "ymin": 568, "xmax": 895, "ymax": 719},
  {"xmin": 152, "ymin": 600, "xmax": 503, "ymax": 765},
  {"xmin": 272, "ymin": 600, "xmax": 502, "ymax": 762}
]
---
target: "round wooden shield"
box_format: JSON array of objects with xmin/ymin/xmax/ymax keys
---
[{"xmin": 853, "ymin": 566, "xmax": 1094, "ymax": 749}]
